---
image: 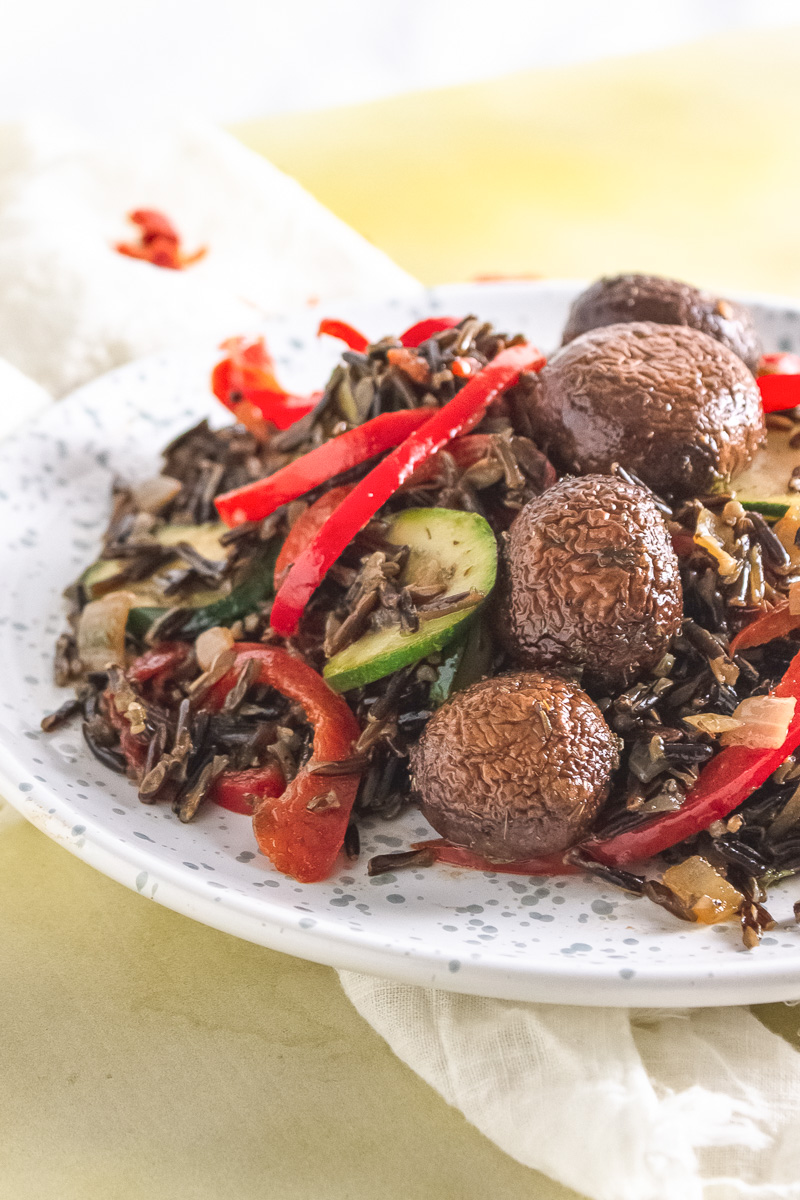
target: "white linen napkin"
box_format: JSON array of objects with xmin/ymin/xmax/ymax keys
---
[
  {"xmin": 0, "ymin": 118, "xmax": 418, "ymax": 396},
  {"xmin": 3, "ymin": 115, "xmax": 800, "ymax": 1200}
]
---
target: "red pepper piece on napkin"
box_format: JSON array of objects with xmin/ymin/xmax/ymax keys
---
[{"xmin": 116, "ymin": 209, "xmax": 206, "ymax": 270}]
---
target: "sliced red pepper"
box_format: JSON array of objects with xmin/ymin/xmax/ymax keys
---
[
  {"xmin": 317, "ymin": 318, "xmax": 369, "ymax": 353},
  {"xmin": 730, "ymin": 601, "xmax": 800, "ymax": 655},
  {"xmin": 400, "ymin": 434, "xmax": 493, "ymax": 490},
  {"xmin": 202, "ymin": 644, "xmax": 361, "ymax": 882},
  {"xmin": 583, "ymin": 646, "xmax": 800, "ymax": 867},
  {"xmin": 399, "ymin": 316, "xmax": 461, "ymax": 347},
  {"xmin": 215, "ymin": 408, "xmax": 434, "ymax": 526},
  {"xmin": 411, "ymin": 838, "xmax": 578, "ymax": 875},
  {"xmin": 116, "ymin": 209, "xmax": 206, "ymax": 270},
  {"xmin": 210, "ymin": 764, "xmax": 286, "ymax": 815},
  {"xmin": 212, "ymin": 336, "xmax": 319, "ymax": 436},
  {"xmin": 757, "ymin": 374, "xmax": 800, "ymax": 413},
  {"xmin": 274, "ymin": 484, "xmax": 355, "ymax": 587},
  {"xmin": 270, "ymin": 342, "xmax": 545, "ymax": 636},
  {"xmin": 127, "ymin": 642, "xmax": 191, "ymax": 684}
]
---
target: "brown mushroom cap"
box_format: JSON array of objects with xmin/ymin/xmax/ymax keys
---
[
  {"xmin": 530, "ymin": 322, "xmax": 764, "ymax": 500},
  {"xmin": 411, "ymin": 671, "xmax": 619, "ymax": 859},
  {"xmin": 502, "ymin": 474, "xmax": 683, "ymax": 691},
  {"xmin": 562, "ymin": 274, "xmax": 762, "ymax": 372}
]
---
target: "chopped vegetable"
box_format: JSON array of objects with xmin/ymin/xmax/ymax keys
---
[
  {"xmin": 661, "ymin": 856, "xmax": 744, "ymax": 924},
  {"xmin": 127, "ymin": 642, "xmax": 191, "ymax": 685},
  {"xmin": 271, "ymin": 343, "xmax": 545, "ymax": 636},
  {"xmin": 757, "ymin": 352, "xmax": 800, "ymax": 412},
  {"xmin": 399, "ymin": 316, "xmax": 460, "ymax": 347},
  {"xmin": 772, "ymin": 502, "xmax": 800, "ymax": 569},
  {"xmin": 210, "ymin": 765, "xmax": 286, "ymax": 815},
  {"xmin": 274, "ymin": 485, "xmax": 354, "ymax": 588},
  {"xmin": 682, "ymin": 712, "xmax": 743, "ymax": 736},
  {"xmin": 215, "ymin": 409, "xmax": 434, "ymax": 527},
  {"xmin": 429, "ymin": 615, "xmax": 493, "ymax": 708},
  {"xmin": 195, "ymin": 625, "xmax": 235, "ymax": 671},
  {"xmin": 693, "ymin": 507, "xmax": 739, "ymax": 577},
  {"xmin": 721, "ymin": 695, "xmax": 797, "ymax": 749},
  {"xmin": 585, "ymin": 646, "xmax": 800, "ymax": 867},
  {"xmin": 203, "ymin": 645, "xmax": 362, "ymax": 882},
  {"xmin": 729, "ymin": 601, "xmax": 800, "ymax": 655},
  {"xmin": 116, "ymin": 209, "xmax": 206, "ymax": 270},
  {"xmin": 323, "ymin": 508, "xmax": 497, "ymax": 692},
  {"xmin": 408, "ymin": 838, "xmax": 579, "ymax": 875},
  {"xmin": 212, "ymin": 336, "xmax": 319, "ymax": 436},
  {"xmin": 317, "ymin": 318, "xmax": 369, "ymax": 353},
  {"xmin": 77, "ymin": 592, "xmax": 135, "ymax": 671}
]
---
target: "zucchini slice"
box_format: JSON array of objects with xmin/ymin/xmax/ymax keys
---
[{"xmin": 323, "ymin": 508, "xmax": 497, "ymax": 693}]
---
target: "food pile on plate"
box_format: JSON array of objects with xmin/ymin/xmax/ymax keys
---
[{"xmin": 44, "ymin": 274, "xmax": 800, "ymax": 946}]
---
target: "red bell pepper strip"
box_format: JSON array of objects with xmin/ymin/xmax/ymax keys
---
[
  {"xmin": 583, "ymin": 646, "xmax": 800, "ymax": 868},
  {"xmin": 270, "ymin": 342, "xmax": 545, "ymax": 636},
  {"xmin": 317, "ymin": 318, "xmax": 369, "ymax": 353},
  {"xmin": 116, "ymin": 209, "xmax": 206, "ymax": 270},
  {"xmin": 730, "ymin": 602, "xmax": 800, "ymax": 655},
  {"xmin": 210, "ymin": 764, "xmax": 286, "ymax": 815},
  {"xmin": 202, "ymin": 644, "xmax": 362, "ymax": 882},
  {"xmin": 756, "ymin": 352, "xmax": 800, "ymax": 412},
  {"xmin": 399, "ymin": 316, "xmax": 461, "ymax": 347},
  {"xmin": 400, "ymin": 434, "xmax": 494, "ymax": 490},
  {"xmin": 757, "ymin": 374, "xmax": 800, "ymax": 413},
  {"xmin": 212, "ymin": 337, "xmax": 319, "ymax": 434},
  {"xmin": 215, "ymin": 407, "xmax": 434, "ymax": 526},
  {"xmin": 410, "ymin": 838, "xmax": 578, "ymax": 876},
  {"xmin": 274, "ymin": 485, "xmax": 355, "ymax": 587},
  {"xmin": 127, "ymin": 642, "xmax": 191, "ymax": 684}
]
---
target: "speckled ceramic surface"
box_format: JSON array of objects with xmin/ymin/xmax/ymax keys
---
[{"xmin": 4, "ymin": 280, "xmax": 800, "ymax": 1007}]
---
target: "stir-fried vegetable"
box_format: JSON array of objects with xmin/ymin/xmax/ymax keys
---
[
  {"xmin": 203, "ymin": 645, "xmax": 362, "ymax": 882},
  {"xmin": 270, "ymin": 342, "xmax": 545, "ymax": 636}
]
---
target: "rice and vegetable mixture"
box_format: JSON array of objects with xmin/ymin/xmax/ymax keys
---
[{"xmin": 44, "ymin": 277, "xmax": 800, "ymax": 946}]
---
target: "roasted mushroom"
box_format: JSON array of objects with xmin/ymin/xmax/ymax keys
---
[
  {"xmin": 502, "ymin": 474, "xmax": 682, "ymax": 691},
  {"xmin": 529, "ymin": 322, "xmax": 764, "ymax": 500},
  {"xmin": 410, "ymin": 671, "xmax": 619, "ymax": 859},
  {"xmin": 562, "ymin": 273, "xmax": 762, "ymax": 372}
]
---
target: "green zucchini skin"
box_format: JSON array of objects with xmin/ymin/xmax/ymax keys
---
[
  {"xmin": 81, "ymin": 523, "xmax": 280, "ymax": 642},
  {"xmin": 323, "ymin": 508, "xmax": 497, "ymax": 693}
]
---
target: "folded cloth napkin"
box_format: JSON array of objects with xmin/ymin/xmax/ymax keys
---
[
  {"xmin": 4, "ymin": 115, "xmax": 800, "ymax": 1200},
  {"xmin": 341, "ymin": 974, "xmax": 800, "ymax": 1200},
  {"xmin": 0, "ymin": 354, "xmax": 51, "ymax": 436},
  {"xmin": 0, "ymin": 118, "xmax": 418, "ymax": 396}
]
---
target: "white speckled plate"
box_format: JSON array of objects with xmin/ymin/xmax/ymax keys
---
[{"xmin": 5, "ymin": 280, "xmax": 800, "ymax": 1007}]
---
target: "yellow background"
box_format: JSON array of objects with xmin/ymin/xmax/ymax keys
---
[{"xmin": 7, "ymin": 27, "xmax": 800, "ymax": 1200}]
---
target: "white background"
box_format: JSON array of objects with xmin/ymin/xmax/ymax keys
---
[{"xmin": 2, "ymin": 0, "xmax": 799, "ymax": 126}]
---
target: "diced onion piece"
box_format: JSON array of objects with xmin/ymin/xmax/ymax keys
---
[
  {"xmin": 721, "ymin": 695, "xmax": 797, "ymax": 749},
  {"xmin": 77, "ymin": 592, "xmax": 135, "ymax": 671},
  {"xmin": 693, "ymin": 508, "xmax": 739, "ymax": 577},
  {"xmin": 195, "ymin": 625, "xmax": 235, "ymax": 672},
  {"xmin": 132, "ymin": 474, "xmax": 183, "ymax": 514},
  {"xmin": 662, "ymin": 856, "xmax": 744, "ymax": 925},
  {"xmin": 683, "ymin": 713, "xmax": 743, "ymax": 735},
  {"xmin": 789, "ymin": 580, "xmax": 800, "ymax": 616},
  {"xmin": 773, "ymin": 503, "xmax": 800, "ymax": 570}
]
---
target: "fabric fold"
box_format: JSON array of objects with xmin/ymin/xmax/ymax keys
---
[{"xmin": 340, "ymin": 972, "xmax": 800, "ymax": 1200}]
